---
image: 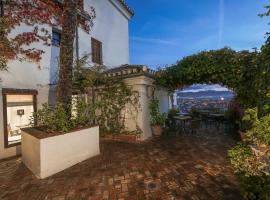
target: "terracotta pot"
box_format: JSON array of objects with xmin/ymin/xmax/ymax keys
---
[{"xmin": 151, "ymin": 125, "xmax": 163, "ymax": 136}]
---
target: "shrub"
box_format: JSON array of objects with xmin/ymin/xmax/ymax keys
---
[
  {"xmin": 229, "ymin": 144, "xmax": 270, "ymax": 200},
  {"xmin": 30, "ymin": 99, "xmax": 95, "ymax": 133},
  {"xmin": 229, "ymin": 113, "xmax": 270, "ymax": 200},
  {"xmin": 240, "ymin": 108, "xmax": 259, "ymax": 132},
  {"xmin": 246, "ymin": 115, "xmax": 270, "ymax": 146}
]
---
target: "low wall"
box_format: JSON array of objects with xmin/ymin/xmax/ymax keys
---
[{"xmin": 22, "ymin": 126, "xmax": 100, "ymax": 179}]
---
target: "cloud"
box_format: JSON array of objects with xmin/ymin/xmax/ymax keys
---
[
  {"xmin": 130, "ymin": 36, "xmax": 177, "ymax": 46},
  {"xmin": 180, "ymin": 84, "xmax": 230, "ymax": 93}
]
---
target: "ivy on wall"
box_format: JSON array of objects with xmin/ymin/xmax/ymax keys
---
[
  {"xmin": 94, "ymin": 79, "xmax": 140, "ymax": 134},
  {"xmin": 72, "ymin": 59, "xmax": 141, "ymax": 135}
]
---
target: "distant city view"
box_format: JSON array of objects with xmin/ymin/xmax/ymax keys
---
[{"xmin": 176, "ymin": 84, "xmax": 234, "ymax": 114}]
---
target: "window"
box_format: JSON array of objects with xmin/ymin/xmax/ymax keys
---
[
  {"xmin": 2, "ymin": 89, "xmax": 37, "ymax": 148},
  {"xmin": 52, "ymin": 30, "xmax": 61, "ymax": 46},
  {"xmin": 91, "ymin": 38, "xmax": 103, "ymax": 64}
]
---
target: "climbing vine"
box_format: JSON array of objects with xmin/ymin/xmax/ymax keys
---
[
  {"xmin": 156, "ymin": 48, "xmax": 265, "ymax": 108},
  {"xmin": 94, "ymin": 79, "xmax": 140, "ymax": 135},
  {"xmin": 72, "ymin": 58, "xmax": 141, "ymax": 135}
]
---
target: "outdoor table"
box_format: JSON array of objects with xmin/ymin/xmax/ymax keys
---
[
  {"xmin": 197, "ymin": 110, "xmax": 211, "ymax": 119},
  {"xmin": 209, "ymin": 113, "xmax": 224, "ymax": 117},
  {"xmin": 209, "ymin": 113, "xmax": 225, "ymax": 129},
  {"xmin": 173, "ymin": 116, "xmax": 192, "ymax": 133}
]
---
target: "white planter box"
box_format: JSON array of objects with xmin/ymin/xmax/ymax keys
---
[{"xmin": 21, "ymin": 126, "xmax": 100, "ymax": 179}]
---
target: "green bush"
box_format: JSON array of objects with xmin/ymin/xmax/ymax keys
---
[
  {"xmin": 238, "ymin": 174, "xmax": 270, "ymax": 200},
  {"xmin": 240, "ymin": 108, "xmax": 259, "ymax": 132},
  {"xmin": 229, "ymin": 113, "xmax": 270, "ymax": 200},
  {"xmin": 246, "ymin": 115, "xmax": 270, "ymax": 146},
  {"xmin": 30, "ymin": 99, "xmax": 95, "ymax": 133}
]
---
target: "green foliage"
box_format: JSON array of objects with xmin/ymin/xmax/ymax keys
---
[
  {"xmin": 238, "ymin": 174, "xmax": 270, "ymax": 200},
  {"xmin": 30, "ymin": 99, "xmax": 95, "ymax": 133},
  {"xmin": 229, "ymin": 144, "xmax": 270, "ymax": 200},
  {"xmin": 258, "ymin": 93, "xmax": 270, "ymax": 117},
  {"xmin": 72, "ymin": 56, "xmax": 141, "ymax": 135},
  {"xmin": 168, "ymin": 107, "xmax": 179, "ymax": 116},
  {"xmin": 229, "ymin": 112, "xmax": 270, "ymax": 199},
  {"xmin": 95, "ymin": 80, "xmax": 140, "ymax": 134},
  {"xmin": 72, "ymin": 54, "xmax": 106, "ymax": 93},
  {"xmin": 72, "ymin": 99, "xmax": 96, "ymax": 127},
  {"xmin": 31, "ymin": 103, "xmax": 72, "ymax": 133},
  {"xmin": 228, "ymin": 144, "xmax": 256, "ymax": 175},
  {"xmin": 156, "ymin": 47, "xmax": 267, "ymax": 108},
  {"xmin": 240, "ymin": 108, "xmax": 259, "ymax": 132},
  {"xmin": 149, "ymin": 99, "xmax": 166, "ymax": 125},
  {"xmin": 246, "ymin": 115, "xmax": 270, "ymax": 146}
]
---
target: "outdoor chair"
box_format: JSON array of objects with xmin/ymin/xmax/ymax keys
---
[{"xmin": 188, "ymin": 119, "xmax": 201, "ymax": 134}]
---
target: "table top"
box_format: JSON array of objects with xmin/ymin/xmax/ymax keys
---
[
  {"xmin": 209, "ymin": 113, "xmax": 225, "ymax": 117},
  {"xmin": 174, "ymin": 116, "xmax": 192, "ymax": 120}
]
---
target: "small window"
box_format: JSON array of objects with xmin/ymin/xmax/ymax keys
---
[
  {"xmin": 52, "ymin": 30, "xmax": 61, "ymax": 46},
  {"xmin": 91, "ymin": 38, "xmax": 103, "ymax": 65},
  {"xmin": 2, "ymin": 89, "xmax": 37, "ymax": 148}
]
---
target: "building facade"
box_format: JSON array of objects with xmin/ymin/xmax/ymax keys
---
[{"xmin": 0, "ymin": 0, "xmax": 170, "ymax": 159}]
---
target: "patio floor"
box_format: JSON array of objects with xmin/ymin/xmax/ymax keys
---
[{"xmin": 0, "ymin": 129, "xmax": 243, "ymax": 200}]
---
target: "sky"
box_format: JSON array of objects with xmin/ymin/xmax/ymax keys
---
[{"xmin": 126, "ymin": 0, "xmax": 270, "ymax": 69}]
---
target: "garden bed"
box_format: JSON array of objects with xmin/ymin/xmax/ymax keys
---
[{"xmin": 21, "ymin": 126, "xmax": 100, "ymax": 179}]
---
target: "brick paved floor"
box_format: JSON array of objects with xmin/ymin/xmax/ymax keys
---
[{"xmin": 0, "ymin": 130, "xmax": 243, "ymax": 200}]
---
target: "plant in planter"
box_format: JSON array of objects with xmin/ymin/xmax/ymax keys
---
[
  {"xmin": 149, "ymin": 98, "xmax": 166, "ymax": 136},
  {"xmin": 22, "ymin": 99, "xmax": 99, "ymax": 179}
]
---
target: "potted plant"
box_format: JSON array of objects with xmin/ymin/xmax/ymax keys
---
[{"xmin": 149, "ymin": 98, "xmax": 166, "ymax": 136}]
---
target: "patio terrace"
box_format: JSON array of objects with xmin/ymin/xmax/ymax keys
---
[{"xmin": 0, "ymin": 127, "xmax": 243, "ymax": 200}]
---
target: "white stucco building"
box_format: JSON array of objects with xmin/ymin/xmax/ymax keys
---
[{"xmin": 0, "ymin": 0, "xmax": 170, "ymax": 159}]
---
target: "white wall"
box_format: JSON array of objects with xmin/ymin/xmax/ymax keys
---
[
  {"xmin": 0, "ymin": 0, "xmax": 131, "ymax": 159},
  {"xmin": 77, "ymin": 0, "xmax": 130, "ymax": 68},
  {"xmin": 124, "ymin": 76, "xmax": 170, "ymax": 140}
]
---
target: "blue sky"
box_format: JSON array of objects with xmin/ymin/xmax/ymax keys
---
[{"xmin": 126, "ymin": 0, "xmax": 270, "ymax": 69}]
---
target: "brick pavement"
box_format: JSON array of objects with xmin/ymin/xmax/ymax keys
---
[{"xmin": 0, "ymin": 131, "xmax": 243, "ymax": 200}]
